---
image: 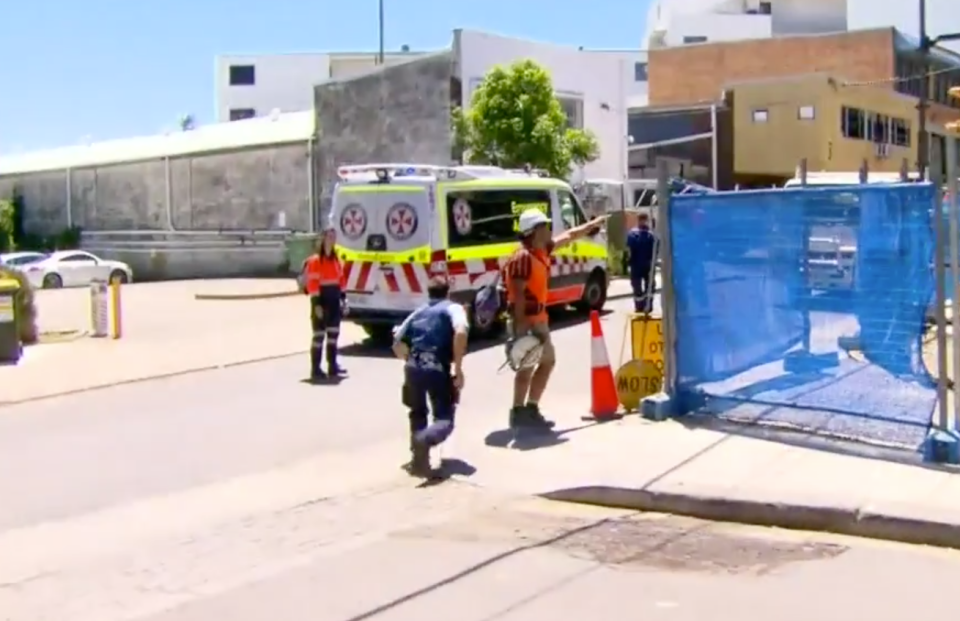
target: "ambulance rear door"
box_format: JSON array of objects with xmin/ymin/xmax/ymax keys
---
[{"xmin": 333, "ymin": 183, "xmax": 432, "ymax": 314}]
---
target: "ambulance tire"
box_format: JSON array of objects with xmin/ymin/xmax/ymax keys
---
[
  {"xmin": 361, "ymin": 324, "xmax": 394, "ymax": 346},
  {"xmin": 575, "ymin": 270, "xmax": 607, "ymax": 313}
]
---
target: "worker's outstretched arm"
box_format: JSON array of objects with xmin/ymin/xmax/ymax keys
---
[{"xmin": 552, "ymin": 215, "xmax": 608, "ymax": 250}]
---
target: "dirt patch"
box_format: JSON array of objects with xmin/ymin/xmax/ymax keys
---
[{"xmin": 395, "ymin": 507, "xmax": 847, "ymax": 576}]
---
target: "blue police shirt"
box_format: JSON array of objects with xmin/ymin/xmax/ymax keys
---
[
  {"xmin": 626, "ymin": 226, "xmax": 656, "ymax": 277},
  {"xmin": 393, "ymin": 299, "xmax": 468, "ymax": 372}
]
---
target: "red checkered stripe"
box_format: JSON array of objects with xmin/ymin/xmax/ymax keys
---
[
  {"xmin": 342, "ymin": 260, "xmax": 430, "ymax": 294},
  {"xmin": 550, "ymin": 255, "xmax": 591, "ymax": 277}
]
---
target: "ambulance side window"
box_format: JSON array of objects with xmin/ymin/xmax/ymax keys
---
[
  {"xmin": 447, "ymin": 189, "xmax": 552, "ymax": 248},
  {"xmin": 557, "ymin": 190, "xmax": 588, "ymax": 231}
]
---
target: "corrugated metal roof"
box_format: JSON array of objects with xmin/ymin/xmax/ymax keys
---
[{"xmin": 0, "ymin": 111, "xmax": 315, "ymax": 176}]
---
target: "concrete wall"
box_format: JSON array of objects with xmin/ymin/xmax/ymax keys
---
[
  {"xmin": 0, "ymin": 141, "xmax": 314, "ymax": 236},
  {"xmin": 313, "ymin": 52, "xmax": 454, "ymax": 222}
]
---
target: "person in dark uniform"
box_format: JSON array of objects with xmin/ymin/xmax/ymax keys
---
[
  {"xmin": 391, "ymin": 275, "xmax": 469, "ymax": 477},
  {"xmin": 626, "ymin": 212, "xmax": 657, "ymax": 313},
  {"xmin": 301, "ymin": 227, "xmax": 348, "ymax": 380}
]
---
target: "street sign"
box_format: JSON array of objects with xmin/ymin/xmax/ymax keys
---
[{"xmin": 615, "ymin": 359, "xmax": 662, "ymax": 411}]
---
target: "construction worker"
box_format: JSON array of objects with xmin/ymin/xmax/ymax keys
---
[
  {"xmin": 392, "ymin": 275, "xmax": 469, "ymax": 477},
  {"xmin": 504, "ymin": 208, "xmax": 607, "ymax": 429},
  {"xmin": 301, "ymin": 227, "xmax": 348, "ymax": 380},
  {"xmin": 626, "ymin": 212, "xmax": 657, "ymax": 313}
]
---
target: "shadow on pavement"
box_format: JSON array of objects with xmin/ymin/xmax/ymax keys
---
[
  {"xmin": 484, "ymin": 422, "xmax": 600, "ymax": 452},
  {"xmin": 414, "ymin": 458, "xmax": 478, "ymax": 488},
  {"xmin": 339, "ymin": 308, "xmax": 608, "ymax": 360},
  {"xmin": 676, "ymin": 412, "xmax": 960, "ymax": 474}
]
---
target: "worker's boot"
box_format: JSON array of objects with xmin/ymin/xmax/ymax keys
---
[{"xmin": 326, "ymin": 345, "xmax": 347, "ymax": 377}]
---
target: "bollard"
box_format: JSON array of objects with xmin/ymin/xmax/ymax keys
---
[
  {"xmin": 0, "ymin": 278, "xmax": 22, "ymax": 364},
  {"xmin": 90, "ymin": 280, "xmax": 109, "ymax": 338},
  {"xmin": 109, "ymin": 277, "xmax": 122, "ymax": 339}
]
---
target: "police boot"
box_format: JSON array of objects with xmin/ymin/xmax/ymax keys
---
[{"xmin": 407, "ymin": 435, "xmax": 432, "ymax": 478}]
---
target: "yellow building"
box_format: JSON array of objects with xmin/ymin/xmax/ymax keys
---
[{"xmin": 729, "ymin": 73, "xmax": 919, "ymax": 183}]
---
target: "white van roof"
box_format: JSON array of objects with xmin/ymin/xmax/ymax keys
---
[{"xmin": 335, "ymin": 163, "xmax": 555, "ymax": 184}]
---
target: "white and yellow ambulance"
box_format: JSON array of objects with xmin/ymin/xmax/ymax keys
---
[{"xmin": 330, "ymin": 163, "xmax": 610, "ymax": 342}]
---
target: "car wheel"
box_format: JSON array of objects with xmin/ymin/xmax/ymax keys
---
[
  {"xmin": 469, "ymin": 294, "xmax": 505, "ymax": 340},
  {"xmin": 361, "ymin": 324, "xmax": 394, "ymax": 346},
  {"xmin": 575, "ymin": 270, "xmax": 607, "ymax": 313},
  {"xmin": 109, "ymin": 269, "xmax": 128, "ymax": 284},
  {"xmin": 42, "ymin": 273, "xmax": 63, "ymax": 289}
]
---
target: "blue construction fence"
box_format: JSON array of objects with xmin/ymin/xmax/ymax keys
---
[{"xmin": 668, "ymin": 183, "xmax": 938, "ymax": 449}]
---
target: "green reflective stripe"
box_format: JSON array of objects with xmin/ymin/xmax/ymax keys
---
[
  {"xmin": 447, "ymin": 242, "xmax": 519, "ymax": 261},
  {"xmin": 338, "ymin": 185, "xmax": 424, "ymax": 194},
  {"xmin": 555, "ymin": 240, "xmax": 607, "ymax": 259},
  {"xmin": 339, "ymin": 245, "xmax": 431, "ymax": 263}
]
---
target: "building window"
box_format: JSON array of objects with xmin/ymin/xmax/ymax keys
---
[
  {"xmin": 870, "ymin": 113, "xmax": 890, "ymax": 143},
  {"xmin": 682, "ymin": 36, "xmax": 708, "ymax": 44},
  {"xmin": 229, "ymin": 64, "xmax": 256, "ymax": 86},
  {"xmin": 841, "ymin": 106, "xmax": 865, "ymax": 139},
  {"xmin": 634, "ymin": 62, "xmax": 648, "ymax": 82},
  {"xmin": 558, "ymin": 96, "xmax": 584, "ymax": 129},
  {"xmin": 892, "ymin": 118, "xmax": 911, "ymax": 147},
  {"xmin": 798, "ymin": 105, "xmax": 815, "ymax": 120},
  {"xmin": 229, "ymin": 108, "xmax": 256, "ymax": 121},
  {"xmin": 752, "ymin": 109, "xmax": 769, "ymax": 123},
  {"xmin": 758, "ymin": 1, "xmax": 772, "ymax": 14}
]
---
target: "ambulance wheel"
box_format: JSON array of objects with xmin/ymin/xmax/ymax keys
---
[
  {"xmin": 575, "ymin": 270, "xmax": 607, "ymax": 313},
  {"xmin": 361, "ymin": 324, "xmax": 394, "ymax": 346},
  {"xmin": 469, "ymin": 303, "xmax": 505, "ymax": 340}
]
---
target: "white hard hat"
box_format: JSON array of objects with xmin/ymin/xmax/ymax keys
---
[{"xmin": 517, "ymin": 209, "xmax": 550, "ymax": 235}]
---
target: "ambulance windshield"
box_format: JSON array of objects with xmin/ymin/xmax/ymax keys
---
[{"xmin": 333, "ymin": 185, "xmax": 430, "ymax": 254}]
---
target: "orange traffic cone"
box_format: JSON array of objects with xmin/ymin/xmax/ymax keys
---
[{"xmin": 584, "ymin": 310, "xmax": 621, "ymax": 422}]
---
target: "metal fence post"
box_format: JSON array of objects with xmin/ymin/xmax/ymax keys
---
[
  {"xmin": 932, "ymin": 143, "xmax": 950, "ymax": 431},
  {"xmin": 946, "ymin": 133, "xmax": 960, "ymax": 430},
  {"xmin": 655, "ymin": 160, "xmax": 677, "ymax": 397}
]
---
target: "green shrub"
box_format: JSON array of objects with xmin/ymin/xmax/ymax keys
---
[
  {"xmin": 0, "ymin": 266, "xmax": 38, "ymax": 345},
  {"xmin": 0, "ymin": 200, "xmax": 14, "ymax": 252}
]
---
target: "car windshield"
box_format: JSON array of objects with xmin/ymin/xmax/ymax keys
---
[{"xmin": 4, "ymin": 254, "xmax": 47, "ymax": 266}]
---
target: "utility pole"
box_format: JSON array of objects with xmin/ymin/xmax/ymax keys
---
[
  {"xmin": 916, "ymin": 0, "xmax": 960, "ymax": 177},
  {"xmin": 378, "ymin": 0, "xmax": 385, "ymax": 65}
]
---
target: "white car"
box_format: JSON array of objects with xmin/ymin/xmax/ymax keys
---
[
  {"xmin": 20, "ymin": 251, "xmax": 133, "ymax": 289},
  {"xmin": 0, "ymin": 251, "xmax": 48, "ymax": 268}
]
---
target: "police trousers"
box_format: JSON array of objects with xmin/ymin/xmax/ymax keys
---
[
  {"xmin": 309, "ymin": 285, "xmax": 342, "ymax": 370},
  {"xmin": 631, "ymin": 266, "xmax": 654, "ymax": 314},
  {"xmin": 403, "ymin": 367, "xmax": 458, "ymax": 447}
]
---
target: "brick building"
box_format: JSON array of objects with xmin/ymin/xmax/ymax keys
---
[{"xmin": 647, "ymin": 27, "xmax": 960, "ymax": 180}]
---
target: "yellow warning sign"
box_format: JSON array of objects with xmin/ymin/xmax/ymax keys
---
[
  {"xmin": 615, "ymin": 359, "xmax": 663, "ymax": 411},
  {"xmin": 630, "ymin": 315, "xmax": 664, "ymax": 367}
]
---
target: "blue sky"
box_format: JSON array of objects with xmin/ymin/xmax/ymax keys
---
[{"xmin": 0, "ymin": 0, "xmax": 651, "ymax": 154}]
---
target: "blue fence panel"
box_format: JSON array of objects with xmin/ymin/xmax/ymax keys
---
[{"xmin": 670, "ymin": 184, "xmax": 937, "ymax": 448}]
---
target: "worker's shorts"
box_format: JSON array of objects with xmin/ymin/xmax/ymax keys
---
[{"xmin": 509, "ymin": 320, "xmax": 556, "ymax": 366}]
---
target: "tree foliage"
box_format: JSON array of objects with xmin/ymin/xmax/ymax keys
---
[{"xmin": 451, "ymin": 60, "xmax": 600, "ymax": 179}]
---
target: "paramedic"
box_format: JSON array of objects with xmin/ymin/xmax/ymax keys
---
[
  {"xmin": 392, "ymin": 275, "xmax": 469, "ymax": 476},
  {"xmin": 301, "ymin": 227, "xmax": 348, "ymax": 380},
  {"xmin": 505, "ymin": 208, "xmax": 607, "ymax": 429},
  {"xmin": 626, "ymin": 212, "xmax": 657, "ymax": 313}
]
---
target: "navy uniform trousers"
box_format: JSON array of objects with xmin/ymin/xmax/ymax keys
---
[
  {"xmin": 309, "ymin": 284, "xmax": 343, "ymax": 372},
  {"xmin": 403, "ymin": 366, "xmax": 458, "ymax": 447}
]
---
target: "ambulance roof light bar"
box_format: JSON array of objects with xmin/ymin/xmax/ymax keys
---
[{"xmin": 336, "ymin": 163, "xmax": 504, "ymax": 182}]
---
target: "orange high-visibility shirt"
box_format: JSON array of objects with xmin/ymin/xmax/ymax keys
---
[
  {"xmin": 303, "ymin": 253, "xmax": 343, "ymax": 295},
  {"xmin": 504, "ymin": 241, "xmax": 554, "ymax": 324}
]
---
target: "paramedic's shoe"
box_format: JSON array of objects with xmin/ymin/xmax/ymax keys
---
[
  {"xmin": 310, "ymin": 368, "xmax": 327, "ymax": 382},
  {"xmin": 328, "ymin": 364, "xmax": 348, "ymax": 377}
]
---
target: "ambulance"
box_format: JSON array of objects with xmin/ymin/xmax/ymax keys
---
[{"xmin": 330, "ymin": 163, "xmax": 610, "ymax": 342}]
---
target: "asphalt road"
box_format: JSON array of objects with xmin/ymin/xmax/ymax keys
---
[{"xmin": 4, "ymin": 291, "xmax": 960, "ymax": 620}]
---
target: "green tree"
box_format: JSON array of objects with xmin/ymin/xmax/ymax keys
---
[
  {"xmin": 0, "ymin": 199, "xmax": 14, "ymax": 252},
  {"xmin": 451, "ymin": 60, "xmax": 600, "ymax": 179}
]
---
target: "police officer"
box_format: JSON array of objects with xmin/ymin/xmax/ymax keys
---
[
  {"xmin": 301, "ymin": 227, "xmax": 348, "ymax": 380},
  {"xmin": 626, "ymin": 212, "xmax": 657, "ymax": 313},
  {"xmin": 391, "ymin": 275, "xmax": 469, "ymax": 477}
]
